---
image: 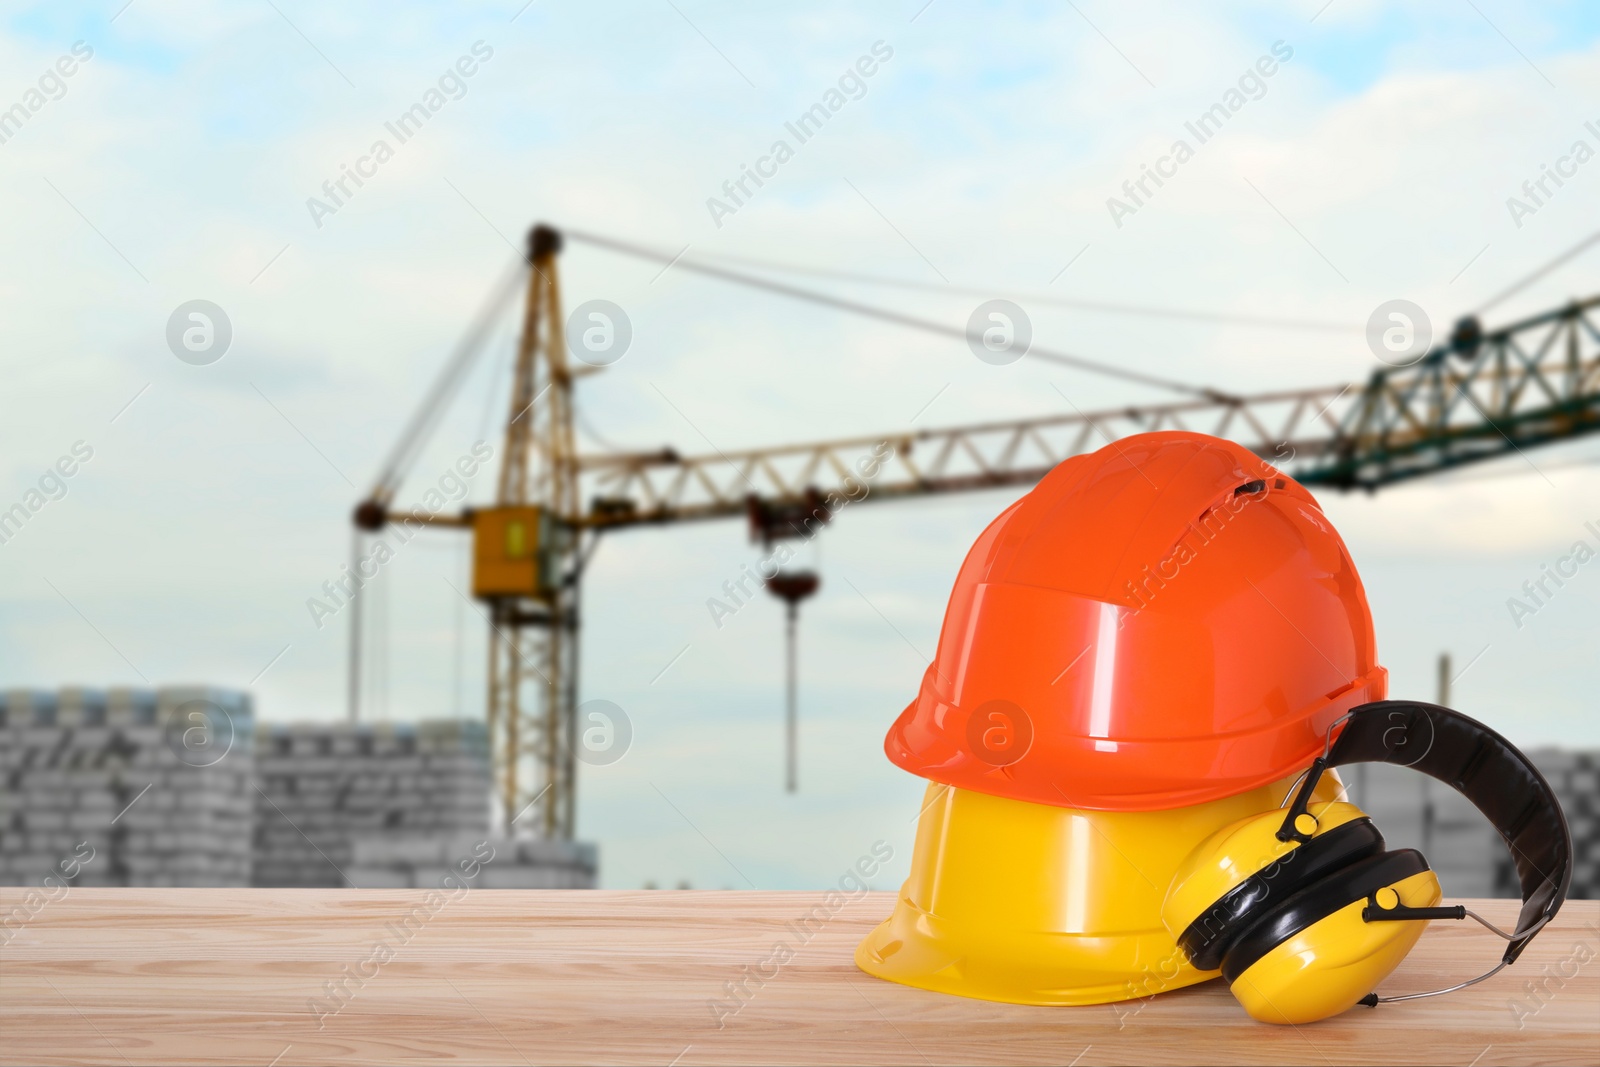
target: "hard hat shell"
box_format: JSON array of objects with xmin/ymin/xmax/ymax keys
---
[
  {"xmin": 885, "ymin": 430, "xmax": 1386, "ymax": 811},
  {"xmin": 855, "ymin": 772, "xmax": 1348, "ymax": 1005}
]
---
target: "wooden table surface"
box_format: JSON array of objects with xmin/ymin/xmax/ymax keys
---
[{"xmin": 0, "ymin": 889, "xmax": 1595, "ymax": 1066}]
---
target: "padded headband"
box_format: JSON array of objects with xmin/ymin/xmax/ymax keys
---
[{"xmin": 1281, "ymin": 700, "xmax": 1571, "ymax": 964}]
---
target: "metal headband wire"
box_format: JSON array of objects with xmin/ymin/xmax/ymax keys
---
[
  {"xmin": 1277, "ymin": 711, "xmax": 1356, "ymax": 809},
  {"xmin": 1369, "ymin": 911, "xmax": 1556, "ymax": 1005},
  {"xmin": 1370, "ymin": 962, "xmax": 1507, "ymax": 1005}
]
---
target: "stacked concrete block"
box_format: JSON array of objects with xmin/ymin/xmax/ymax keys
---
[
  {"xmin": 1424, "ymin": 774, "xmax": 1512, "ymax": 899},
  {"xmin": 1344, "ymin": 762, "xmax": 1428, "ymax": 854},
  {"xmin": 0, "ymin": 686, "xmax": 254, "ymax": 888},
  {"xmin": 347, "ymin": 835, "xmax": 597, "ymax": 890},
  {"xmin": 2, "ymin": 695, "xmax": 598, "ymax": 890},
  {"xmin": 252, "ymin": 719, "xmax": 492, "ymax": 888},
  {"xmin": 1347, "ymin": 748, "xmax": 1599, "ymax": 900},
  {"xmin": 1345, "ymin": 760, "xmax": 1505, "ymax": 896},
  {"xmin": 1527, "ymin": 749, "xmax": 1599, "ymax": 900}
]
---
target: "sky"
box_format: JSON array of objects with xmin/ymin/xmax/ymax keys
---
[{"xmin": 3, "ymin": 0, "xmax": 1600, "ymax": 891}]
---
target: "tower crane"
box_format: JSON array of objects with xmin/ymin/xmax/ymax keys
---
[{"xmin": 350, "ymin": 222, "xmax": 1600, "ymax": 839}]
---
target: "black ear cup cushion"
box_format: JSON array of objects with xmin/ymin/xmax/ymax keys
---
[
  {"xmin": 1219, "ymin": 848, "xmax": 1432, "ymax": 984},
  {"xmin": 1179, "ymin": 817, "xmax": 1386, "ymax": 972}
]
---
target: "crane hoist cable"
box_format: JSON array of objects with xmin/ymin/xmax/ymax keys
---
[
  {"xmin": 1477, "ymin": 225, "xmax": 1600, "ymax": 316},
  {"xmin": 362, "ymin": 254, "xmax": 527, "ymax": 515},
  {"xmin": 682, "ymin": 246, "xmax": 1359, "ymax": 334},
  {"xmin": 561, "ymin": 227, "xmax": 1233, "ymax": 402},
  {"xmin": 350, "ymin": 254, "xmax": 526, "ymax": 722},
  {"xmin": 575, "ymin": 409, "xmax": 624, "ymax": 453}
]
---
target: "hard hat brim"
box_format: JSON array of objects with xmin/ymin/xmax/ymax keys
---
[{"xmin": 888, "ymin": 655, "xmax": 1387, "ymax": 811}]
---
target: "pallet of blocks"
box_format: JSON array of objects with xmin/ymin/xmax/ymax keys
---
[
  {"xmin": 1349, "ymin": 746, "xmax": 1597, "ymax": 900},
  {"xmin": 0, "ymin": 686, "xmax": 254, "ymax": 889},
  {"xmin": 1424, "ymin": 774, "xmax": 1514, "ymax": 899},
  {"xmin": 252, "ymin": 719, "xmax": 492, "ymax": 888},
  {"xmin": 1528, "ymin": 748, "xmax": 1599, "ymax": 899},
  {"xmin": 1344, "ymin": 761, "xmax": 1428, "ymax": 851}
]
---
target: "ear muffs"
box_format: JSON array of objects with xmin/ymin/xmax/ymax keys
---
[
  {"xmin": 1163, "ymin": 800, "xmax": 1444, "ymax": 1025},
  {"xmin": 1163, "ymin": 701, "xmax": 1572, "ymax": 1026}
]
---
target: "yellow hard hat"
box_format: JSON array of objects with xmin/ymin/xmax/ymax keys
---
[{"xmin": 856, "ymin": 772, "xmax": 1346, "ymax": 1006}]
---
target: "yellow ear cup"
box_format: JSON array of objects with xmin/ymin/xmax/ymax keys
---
[
  {"xmin": 1230, "ymin": 869, "xmax": 1442, "ymax": 1024},
  {"xmin": 1162, "ymin": 801, "xmax": 1370, "ymax": 939},
  {"xmin": 1161, "ymin": 800, "xmax": 1445, "ymax": 1025}
]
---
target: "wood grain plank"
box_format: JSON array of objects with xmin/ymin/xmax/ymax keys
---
[{"xmin": 0, "ymin": 890, "xmax": 1595, "ymax": 1066}]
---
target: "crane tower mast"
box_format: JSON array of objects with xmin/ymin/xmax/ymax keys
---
[{"xmin": 481, "ymin": 225, "xmax": 581, "ymax": 838}]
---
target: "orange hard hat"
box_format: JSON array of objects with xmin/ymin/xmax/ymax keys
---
[{"xmin": 885, "ymin": 430, "xmax": 1386, "ymax": 811}]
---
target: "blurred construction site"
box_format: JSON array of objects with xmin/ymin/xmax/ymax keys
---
[{"xmin": 5, "ymin": 221, "xmax": 1600, "ymax": 900}]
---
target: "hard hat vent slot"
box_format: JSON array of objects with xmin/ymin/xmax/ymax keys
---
[{"xmin": 1234, "ymin": 480, "xmax": 1267, "ymax": 496}]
